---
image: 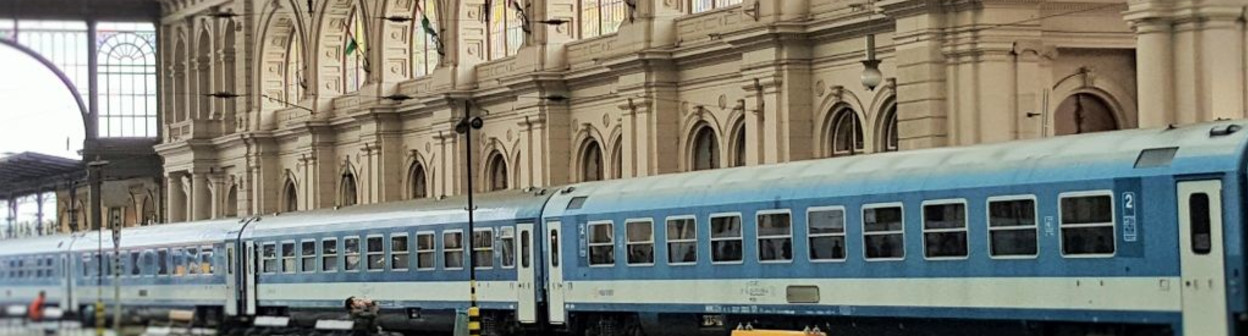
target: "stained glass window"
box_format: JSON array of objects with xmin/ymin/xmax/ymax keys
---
[
  {"xmin": 343, "ymin": 8, "xmax": 367, "ymax": 92},
  {"xmin": 691, "ymin": 0, "xmax": 742, "ymax": 13},
  {"xmin": 489, "ymin": 0, "xmax": 523, "ymax": 60},
  {"xmin": 284, "ymin": 34, "xmax": 304, "ymax": 104},
  {"xmin": 579, "ymin": 0, "xmax": 625, "ymax": 38},
  {"xmin": 412, "ymin": 0, "xmax": 440, "ymax": 77},
  {"xmin": 96, "ymin": 22, "xmax": 158, "ymax": 138}
]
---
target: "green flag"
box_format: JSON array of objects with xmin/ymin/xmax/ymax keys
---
[{"xmin": 345, "ymin": 36, "xmax": 358, "ymax": 56}]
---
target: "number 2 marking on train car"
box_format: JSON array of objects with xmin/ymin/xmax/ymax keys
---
[{"xmin": 1122, "ymin": 192, "xmax": 1138, "ymax": 242}]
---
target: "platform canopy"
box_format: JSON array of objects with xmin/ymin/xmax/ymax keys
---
[{"xmin": 0, "ymin": 152, "xmax": 83, "ymax": 197}]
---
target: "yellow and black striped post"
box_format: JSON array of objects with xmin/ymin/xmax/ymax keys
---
[{"xmin": 467, "ymin": 280, "xmax": 481, "ymax": 336}]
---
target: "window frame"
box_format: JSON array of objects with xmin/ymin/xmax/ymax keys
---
[
  {"xmin": 986, "ymin": 195, "xmax": 1040, "ymax": 260},
  {"xmin": 472, "ymin": 228, "xmax": 495, "ymax": 270},
  {"xmin": 807, "ymin": 205, "xmax": 848, "ymax": 263},
  {"xmin": 1058, "ymin": 190, "xmax": 1117, "ymax": 258},
  {"xmin": 920, "ymin": 199, "xmax": 970, "ymax": 261},
  {"xmin": 157, "ymin": 248, "xmax": 170, "ymax": 277},
  {"xmin": 862, "ymin": 202, "xmax": 906, "ymax": 262},
  {"xmin": 624, "ymin": 218, "xmax": 655, "ymax": 267},
  {"xmin": 261, "ymin": 242, "xmax": 278, "ymax": 274},
  {"xmin": 587, "ymin": 220, "xmax": 616, "ymax": 267},
  {"xmin": 709, "ymin": 212, "xmax": 745, "ymax": 265},
  {"xmin": 300, "ymin": 239, "xmax": 318, "ymax": 273},
  {"xmin": 280, "ymin": 240, "xmax": 297, "ymax": 274},
  {"xmin": 755, "ymin": 209, "xmax": 794, "ymax": 264},
  {"xmin": 391, "ymin": 233, "xmax": 411, "ymax": 272},
  {"xmin": 499, "ymin": 226, "xmax": 516, "ymax": 269},
  {"xmin": 416, "ymin": 231, "xmax": 436, "ymax": 271},
  {"xmin": 365, "ymin": 234, "xmax": 387, "ymax": 272},
  {"xmin": 443, "ymin": 229, "xmax": 465, "ymax": 270},
  {"xmin": 344, "ymin": 236, "xmax": 362, "ymax": 272},
  {"xmin": 200, "ymin": 245, "xmax": 214, "ymax": 275},
  {"xmin": 664, "ymin": 215, "xmax": 698, "ymax": 266},
  {"xmin": 321, "ymin": 238, "xmax": 339, "ymax": 273}
]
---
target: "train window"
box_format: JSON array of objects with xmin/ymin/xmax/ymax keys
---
[
  {"xmin": 626, "ymin": 220, "xmax": 654, "ymax": 266},
  {"xmin": 367, "ymin": 236, "xmax": 386, "ymax": 271},
  {"xmin": 808, "ymin": 207, "xmax": 847, "ymax": 262},
  {"xmin": 301, "ymin": 241, "xmax": 317, "ymax": 273},
  {"xmin": 922, "ymin": 200, "xmax": 968, "ymax": 259},
  {"xmin": 444, "ymin": 231, "xmax": 464, "ymax": 269},
  {"xmin": 500, "ymin": 227, "xmax": 516, "ymax": 268},
  {"xmin": 322, "ymin": 239, "xmax": 339, "ymax": 272},
  {"xmin": 1189, "ymin": 193, "xmax": 1211, "ymax": 255},
  {"xmin": 172, "ymin": 248, "xmax": 186, "ymax": 276},
  {"xmin": 588, "ymin": 221, "xmax": 615, "ymax": 266},
  {"xmin": 473, "ymin": 229, "xmax": 494, "ymax": 269},
  {"xmin": 710, "ymin": 214, "xmax": 743, "ymax": 263},
  {"xmin": 567, "ymin": 196, "xmax": 588, "ymax": 210},
  {"xmin": 758, "ymin": 211, "xmax": 793, "ymax": 262},
  {"xmin": 391, "ymin": 234, "xmax": 410, "ymax": 271},
  {"xmin": 200, "ymin": 246, "xmax": 214, "ymax": 274},
  {"xmin": 1059, "ymin": 192, "xmax": 1115, "ymax": 256},
  {"xmin": 345, "ymin": 237, "xmax": 362, "ymax": 271},
  {"xmin": 262, "ymin": 243, "xmax": 278, "ymax": 273},
  {"xmin": 81, "ymin": 254, "xmax": 92, "ymax": 278},
  {"xmin": 281, "ymin": 242, "xmax": 297, "ymax": 274},
  {"xmin": 186, "ymin": 248, "xmax": 199, "ymax": 275},
  {"xmin": 416, "ymin": 232, "xmax": 435, "ymax": 270},
  {"xmin": 666, "ymin": 217, "xmax": 697, "ymax": 265},
  {"xmin": 520, "ymin": 230, "xmax": 531, "ymax": 268},
  {"xmin": 988, "ymin": 197, "xmax": 1038, "ymax": 257},
  {"xmin": 863, "ymin": 204, "xmax": 905, "ymax": 260},
  {"xmin": 550, "ymin": 230, "xmax": 560, "ymax": 267},
  {"xmin": 130, "ymin": 252, "xmax": 140, "ymax": 276},
  {"xmin": 157, "ymin": 249, "xmax": 170, "ymax": 276}
]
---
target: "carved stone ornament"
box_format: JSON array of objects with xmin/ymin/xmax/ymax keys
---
[
  {"xmin": 718, "ymin": 95, "xmax": 728, "ymax": 109},
  {"xmin": 815, "ymin": 80, "xmax": 826, "ymax": 97},
  {"xmin": 602, "ymin": 113, "xmax": 611, "ymax": 127}
]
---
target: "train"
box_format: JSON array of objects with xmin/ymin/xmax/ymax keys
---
[{"xmin": 1, "ymin": 119, "xmax": 1245, "ymax": 336}]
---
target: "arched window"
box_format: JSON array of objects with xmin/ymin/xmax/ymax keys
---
[
  {"xmin": 284, "ymin": 34, "xmax": 304, "ymax": 103},
  {"xmin": 195, "ymin": 29, "xmax": 212, "ymax": 122},
  {"xmin": 611, "ymin": 139, "xmax": 623, "ymax": 179},
  {"xmin": 581, "ymin": 139, "xmax": 603, "ymax": 182},
  {"xmin": 140, "ymin": 194, "xmax": 156, "ymax": 225},
  {"xmin": 340, "ymin": 172, "xmax": 358, "ymax": 206},
  {"xmin": 97, "ymin": 22, "xmax": 158, "ymax": 137},
  {"xmin": 691, "ymin": 125, "xmax": 718, "ymax": 171},
  {"xmin": 343, "ymin": 7, "xmax": 368, "ymax": 92},
  {"xmin": 879, "ymin": 101, "xmax": 899, "ymax": 152},
  {"xmin": 579, "ymin": 0, "xmax": 625, "ymax": 39},
  {"xmin": 408, "ymin": 162, "xmax": 428, "ymax": 199},
  {"xmin": 828, "ymin": 108, "xmax": 863, "ymax": 157},
  {"xmin": 282, "ymin": 180, "xmax": 298, "ymax": 212},
  {"xmin": 691, "ymin": 0, "xmax": 742, "ymax": 13},
  {"xmin": 411, "ymin": 0, "xmax": 440, "ymax": 77},
  {"xmin": 225, "ymin": 185, "xmax": 238, "ymax": 218},
  {"xmin": 1055, "ymin": 93, "xmax": 1118, "ymax": 135},
  {"xmin": 488, "ymin": 0, "xmax": 523, "ymax": 60},
  {"xmin": 487, "ymin": 152, "xmax": 509, "ymax": 191},
  {"xmin": 729, "ymin": 122, "xmax": 746, "ymax": 167}
]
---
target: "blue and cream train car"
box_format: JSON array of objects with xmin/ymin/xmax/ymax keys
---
[
  {"xmin": 0, "ymin": 120, "xmax": 1245, "ymax": 336},
  {"xmin": 541, "ymin": 121, "xmax": 1242, "ymax": 336}
]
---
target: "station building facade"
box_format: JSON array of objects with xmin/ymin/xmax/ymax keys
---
[{"xmin": 153, "ymin": 0, "xmax": 1248, "ymax": 220}]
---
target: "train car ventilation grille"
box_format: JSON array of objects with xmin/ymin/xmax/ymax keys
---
[
  {"xmin": 566, "ymin": 196, "xmax": 588, "ymax": 210},
  {"xmin": 1134, "ymin": 147, "xmax": 1178, "ymax": 168}
]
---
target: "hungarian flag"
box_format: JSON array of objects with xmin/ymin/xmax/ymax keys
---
[
  {"xmin": 344, "ymin": 20, "xmax": 364, "ymax": 56},
  {"xmin": 415, "ymin": 0, "xmax": 443, "ymax": 55}
]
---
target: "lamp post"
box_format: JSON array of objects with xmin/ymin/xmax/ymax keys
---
[
  {"xmin": 86, "ymin": 159, "xmax": 108, "ymax": 336},
  {"xmin": 453, "ymin": 102, "xmax": 484, "ymax": 336}
]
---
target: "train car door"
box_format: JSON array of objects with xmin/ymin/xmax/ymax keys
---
[
  {"xmin": 516, "ymin": 223, "xmax": 537, "ymax": 323},
  {"xmin": 225, "ymin": 244, "xmax": 238, "ymax": 316},
  {"xmin": 1177, "ymin": 180, "xmax": 1228, "ymax": 335},
  {"xmin": 546, "ymin": 221, "xmax": 566, "ymax": 325},
  {"xmin": 244, "ymin": 241, "xmax": 258, "ymax": 315}
]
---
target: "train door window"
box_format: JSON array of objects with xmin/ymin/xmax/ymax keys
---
[
  {"xmin": 200, "ymin": 246, "xmax": 214, "ymax": 274},
  {"xmin": 520, "ymin": 230, "xmax": 531, "ymax": 268},
  {"xmin": 444, "ymin": 231, "xmax": 465, "ymax": 269},
  {"xmin": 186, "ymin": 248, "xmax": 200, "ymax": 275},
  {"xmin": 366, "ymin": 236, "xmax": 386, "ymax": 271},
  {"xmin": 1059, "ymin": 192, "xmax": 1115, "ymax": 256},
  {"xmin": 626, "ymin": 219, "xmax": 654, "ymax": 266},
  {"xmin": 550, "ymin": 229, "xmax": 560, "ymax": 267},
  {"xmin": 710, "ymin": 214, "xmax": 744, "ymax": 263},
  {"xmin": 261, "ymin": 243, "xmax": 278, "ymax": 273},
  {"xmin": 666, "ymin": 217, "xmax": 698, "ymax": 265},
  {"xmin": 808, "ymin": 207, "xmax": 847, "ymax": 262},
  {"xmin": 758, "ymin": 211, "xmax": 793, "ymax": 262},
  {"xmin": 473, "ymin": 229, "xmax": 494, "ymax": 269},
  {"xmin": 922, "ymin": 200, "xmax": 969, "ymax": 259},
  {"xmin": 80, "ymin": 254, "xmax": 92, "ymax": 278},
  {"xmin": 344, "ymin": 237, "xmax": 362, "ymax": 271},
  {"xmin": 416, "ymin": 232, "xmax": 435, "ymax": 270},
  {"xmin": 1189, "ymin": 193, "xmax": 1211, "ymax": 255},
  {"xmin": 391, "ymin": 234, "xmax": 410, "ymax": 271},
  {"xmin": 301, "ymin": 240, "xmax": 317, "ymax": 273},
  {"xmin": 588, "ymin": 221, "xmax": 615, "ymax": 266},
  {"xmin": 130, "ymin": 252, "xmax": 141, "ymax": 276},
  {"xmin": 157, "ymin": 249, "xmax": 170, "ymax": 276},
  {"xmin": 863, "ymin": 204, "xmax": 905, "ymax": 260},
  {"xmin": 500, "ymin": 227, "xmax": 516, "ymax": 268},
  {"xmin": 322, "ymin": 239, "xmax": 339, "ymax": 272},
  {"xmin": 281, "ymin": 242, "xmax": 297, "ymax": 274},
  {"xmin": 988, "ymin": 197, "xmax": 1038, "ymax": 258}
]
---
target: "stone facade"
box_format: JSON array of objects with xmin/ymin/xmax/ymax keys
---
[{"xmin": 153, "ymin": 0, "xmax": 1248, "ymax": 220}]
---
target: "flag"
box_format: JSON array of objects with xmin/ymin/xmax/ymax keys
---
[
  {"xmin": 511, "ymin": 0, "xmax": 530, "ymax": 33},
  {"xmin": 344, "ymin": 19, "xmax": 364, "ymax": 56},
  {"xmin": 415, "ymin": 0, "xmax": 444, "ymax": 55}
]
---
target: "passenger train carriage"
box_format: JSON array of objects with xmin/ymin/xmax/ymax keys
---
[{"xmin": 0, "ymin": 120, "xmax": 1243, "ymax": 335}]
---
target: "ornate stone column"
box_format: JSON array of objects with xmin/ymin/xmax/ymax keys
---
[{"xmin": 166, "ymin": 173, "xmax": 186, "ymax": 223}]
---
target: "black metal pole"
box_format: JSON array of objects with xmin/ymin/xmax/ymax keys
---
[{"xmin": 464, "ymin": 112, "xmax": 480, "ymax": 336}]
